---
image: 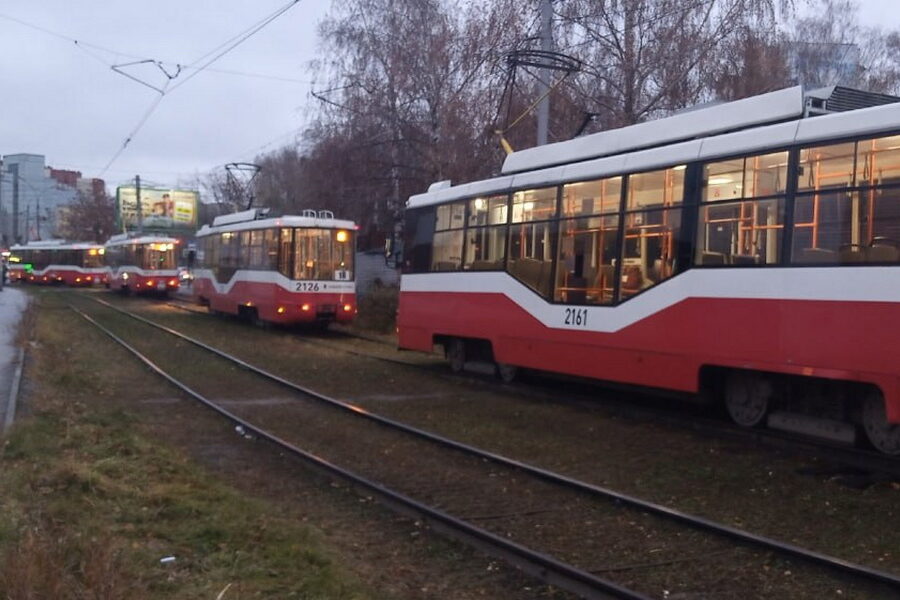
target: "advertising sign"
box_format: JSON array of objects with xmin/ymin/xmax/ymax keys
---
[{"xmin": 116, "ymin": 186, "xmax": 199, "ymax": 231}]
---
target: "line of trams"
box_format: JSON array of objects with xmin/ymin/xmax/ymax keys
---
[
  {"xmin": 6, "ymin": 208, "xmax": 358, "ymax": 327},
  {"xmin": 7, "ymin": 85, "xmax": 900, "ymax": 455}
]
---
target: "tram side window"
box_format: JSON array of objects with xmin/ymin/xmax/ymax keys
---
[
  {"xmin": 791, "ymin": 136, "xmax": 900, "ymax": 265},
  {"xmin": 464, "ymin": 195, "xmax": 508, "ymax": 270},
  {"xmin": 555, "ymin": 177, "xmax": 622, "ymax": 304},
  {"xmin": 239, "ymin": 231, "xmax": 251, "ymax": 269},
  {"xmin": 618, "ymin": 168, "xmax": 684, "ymax": 299},
  {"xmin": 508, "ymin": 187, "xmax": 558, "ymax": 298},
  {"xmin": 431, "ymin": 201, "xmax": 465, "ymax": 271},
  {"xmin": 264, "ymin": 228, "xmax": 279, "ymax": 270},
  {"xmin": 403, "ymin": 207, "xmax": 435, "ymax": 274},
  {"xmin": 857, "ymin": 134, "xmax": 900, "ymax": 187},
  {"xmin": 248, "ymin": 229, "xmax": 265, "ymax": 268},
  {"xmin": 697, "ymin": 152, "xmax": 788, "ymax": 266},
  {"xmin": 278, "ymin": 228, "xmax": 293, "ymax": 277}
]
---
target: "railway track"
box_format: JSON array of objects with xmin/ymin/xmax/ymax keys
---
[
  {"xmin": 168, "ymin": 294, "xmax": 900, "ymax": 481},
  {"xmin": 70, "ymin": 294, "xmax": 900, "ymax": 599}
]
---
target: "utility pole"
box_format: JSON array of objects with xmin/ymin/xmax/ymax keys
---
[
  {"xmin": 536, "ymin": 0, "xmax": 553, "ymax": 146},
  {"xmin": 35, "ymin": 196, "xmax": 40, "ymax": 240},
  {"xmin": 135, "ymin": 174, "xmax": 143, "ymax": 234},
  {"xmin": 10, "ymin": 164, "xmax": 19, "ymax": 243}
]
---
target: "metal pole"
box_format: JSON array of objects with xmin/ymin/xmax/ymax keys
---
[
  {"xmin": 11, "ymin": 164, "xmax": 19, "ymax": 243},
  {"xmin": 536, "ymin": 0, "xmax": 553, "ymax": 146},
  {"xmin": 136, "ymin": 174, "xmax": 143, "ymax": 234}
]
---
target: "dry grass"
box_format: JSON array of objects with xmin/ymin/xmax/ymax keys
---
[
  {"xmin": 0, "ymin": 290, "xmax": 372, "ymax": 600},
  {"xmin": 354, "ymin": 285, "xmax": 398, "ymax": 334}
]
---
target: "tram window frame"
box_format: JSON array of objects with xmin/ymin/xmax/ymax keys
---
[
  {"xmin": 403, "ymin": 206, "xmax": 436, "ymax": 274},
  {"xmin": 264, "ymin": 228, "xmax": 279, "ymax": 270},
  {"xmin": 555, "ymin": 214, "xmax": 620, "ymax": 305},
  {"xmin": 507, "ymin": 186, "xmax": 559, "ymax": 299},
  {"xmin": 696, "ymin": 151, "xmax": 790, "ymax": 268},
  {"xmin": 249, "ymin": 229, "xmax": 265, "ymax": 268},
  {"xmin": 239, "ymin": 231, "xmax": 251, "ymax": 269},
  {"xmin": 431, "ymin": 200, "xmax": 466, "ymax": 272},
  {"xmin": 614, "ymin": 167, "xmax": 686, "ymax": 301},
  {"xmin": 464, "ymin": 194, "xmax": 508, "ymax": 271},
  {"xmin": 278, "ymin": 227, "xmax": 293, "ymax": 277},
  {"xmin": 789, "ymin": 133, "xmax": 900, "ymax": 266}
]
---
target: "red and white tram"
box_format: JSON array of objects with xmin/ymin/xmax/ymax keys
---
[
  {"xmin": 7, "ymin": 241, "xmax": 106, "ymax": 285},
  {"xmin": 105, "ymin": 234, "xmax": 180, "ymax": 295},
  {"xmin": 193, "ymin": 209, "xmax": 356, "ymax": 326},
  {"xmin": 397, "ymin": 85, "xmax": 900, "ymax": 454}
]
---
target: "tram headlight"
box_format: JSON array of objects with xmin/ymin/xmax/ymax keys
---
[
  {"xmin": 343, "ymin": 304, "xmax": 353, "ymax": 312},
  {"xmin": 336, "ymin": 230, "xmax": 349, "ymax": 243},
  {"xmin": 300, "ymin": 303, "xmax": 311, "ymax": 312}
]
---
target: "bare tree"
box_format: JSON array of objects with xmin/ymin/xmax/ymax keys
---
[
  {"xmin": 306, "ymin": 0, "xmax": 530, "ymax": 243},
  {"xmin": 788, "ymin": 0, "xmax": 900, "ymax": 93},
  {"xmin": 57, "ymin": 189, "xmax": 117, "ymax": 242},
  {"xmin": 554, "ymin": 0, "xmax": 787, "ymax": 128}
]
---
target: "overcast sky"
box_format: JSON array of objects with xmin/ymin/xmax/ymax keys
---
[
  {"xmin": 0, "ymin": 0, "xmax": 896, "ymax": 191},
  {"xmin": 0, "ymin": 0, "xmax": 329, "ymax": 189}
]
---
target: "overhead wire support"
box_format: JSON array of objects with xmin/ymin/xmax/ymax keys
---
[
  {"xmin": 494, "ymin": 48, "xmax": 581, "ymax": 154},
  {"xmin": 98, "ymin": 0, "xmax": 303, "ymax": 176}
]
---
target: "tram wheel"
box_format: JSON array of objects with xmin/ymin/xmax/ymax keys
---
[
  {"xmin": 496, "ymin": 362, "xmax": 518, "ymax": 383},
  {"xmin": 725, "ymin": 371, "xmax": 771, "ymax": 427},
  {"xmin": 861, "ymin": 391, "xmax": 900, "ymax": 455},
  {"xmin": 446, "ymin": 338, "xmax": 466, "ymax": 373}
]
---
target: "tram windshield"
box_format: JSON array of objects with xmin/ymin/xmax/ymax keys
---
[
  {"xmin": 292, "ymin": 228, "xmax": 354, "ymax": 281},
  {"xmin": 145, "ymin": 243, "xmax": 176, "ymax": 270},
  {"xmin": 82, "ymin": 248, "xmax": 105, "ymax": 268}
]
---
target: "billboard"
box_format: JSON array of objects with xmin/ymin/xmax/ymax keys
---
[{"xmin": 116, "ymin": 186, "xmax": 199, "ymax": 231}]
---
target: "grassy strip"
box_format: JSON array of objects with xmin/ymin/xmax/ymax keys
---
[{"xmin": 0, "ymin": 291, "xmax": 372, "ymax": 599}]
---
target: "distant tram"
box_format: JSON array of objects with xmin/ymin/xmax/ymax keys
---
[
  {"xmin": 105, "ymin": 234, "xmax": 180, "ymax": 295},
  {"xmin": 397, "ymin": 85, "xmax": 900, "ymax": 454},
  {"xmin": 193, "ymin": 209, "xmax": 356, "ymax": 326},
  {"xmin": 7, "ymin": 241, "xmax": 106, "ymax": 285}
]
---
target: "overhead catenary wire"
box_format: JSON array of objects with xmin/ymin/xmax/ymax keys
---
[{"xmin": 96, "ymin": 0, "xmax": 303, "ymax": 176}]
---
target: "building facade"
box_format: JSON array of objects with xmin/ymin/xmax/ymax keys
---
[{"xmin": 0, "ymin": 154, "xmax": 104, "ymax": 246}]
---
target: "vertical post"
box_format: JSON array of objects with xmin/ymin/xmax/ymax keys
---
[
  {"xmin": 35, "ymin": 196, "xmax": 40, "ymax": 240},
  {"xmin": 24, "ymin": 205, "xmax": 29, "ymax": 243},
  {"xmin": 135, "ymin": 175, "xmax": 143, "ymax": 234},
  {"xmin": 536, "ymin": 0, "xmax": 553, "ymax": 146},
  {"xmin": 11, "ymin": 164, "xmax": 19, "ymax": 243}
]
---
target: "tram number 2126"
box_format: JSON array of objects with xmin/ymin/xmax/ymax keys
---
[
  {"xmin": 296, "ymin": 282, "xmax": 321, "ymax": 292},
  {"xmin": 563, "ymin": 307, "xmax": 588, "ymax": 327}
]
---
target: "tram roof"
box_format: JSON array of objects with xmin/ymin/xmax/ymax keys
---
[
  {"xmin": 104, "ymin": 234, "xmax": 179, "ymax": 247},
  {"xmin": 408, "ymin": 86, "xmax": 900, "ymax": 209},
  {"xmin": 195, "ymin": 215, "xmax": 356, "ymax": 237},
  {"xmin": 11, "ymin": 241, "xmax": 103, "ymax": 251}
]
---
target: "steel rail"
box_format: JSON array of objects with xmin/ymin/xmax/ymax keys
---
[
  {"xmin": 69, "ymin": 302, "xmax": 647, "ymax": 600},
  {"xmin": 82, "ymin": 294, "xmax": 900, "ymax": 591},
  {"xmin": 168, "ymin": 296, "xmax": 900, "ymax": 480}
]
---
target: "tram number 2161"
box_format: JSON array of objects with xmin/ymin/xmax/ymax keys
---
[{"xmin": 563, "ymin": 307, "xmax": 588, "ymax": 327}]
